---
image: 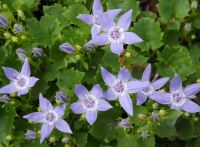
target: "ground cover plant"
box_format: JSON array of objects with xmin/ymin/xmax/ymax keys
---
[{"xmin": 0, "ymin": 0, "xmax": 200, "ymax": 146}]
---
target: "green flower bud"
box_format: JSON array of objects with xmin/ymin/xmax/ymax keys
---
[
  {"xmin": 137, "ymin": 114, "xmax": 145, "ymax": 120},
  {"xmin": 6, "ymin": 135, "xmax": 12, "ymax": 141},
  {"xmin": 11, "ymin": 36, "xmax": 18, "ymax": 42},
  {"xmin": 49, "ymin": 136, "xmax": 56, "ymax": 143},
  {"xmin": 3, "ymin": 32, "xmax": 11, "ymax": 38},
  {"xmin": 159, "ymin": 109, "xmax": 166, "ymax": 117}
]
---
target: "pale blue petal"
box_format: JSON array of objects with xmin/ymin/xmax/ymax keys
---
[
  {"xmin": 117, "ymin": 9, "xmax": 132, "ymax": 30},
  {"xmin": 142, "ymin": 64, "xmax": 151, "ymax": 82},
  {"xmin": 119, "ymin": 94, "xmax": 133, "ymax": 116},
  {"xmin": 136, "ymin": 92, "xmax": 147, "ymax": 105},
  {"xmin": 100, "ymin": 67, "xmax": 116, "ymax": 87},
  {"xmin": 118, "ymin": 67, "xmax": 131, "ymax": 82},
  {"xmin": 97, "ymin": 99, "xmax": 112, "ymax": 111},
  {"xmin": 86, "ymin": 110, "xmax": 97, "ymax": 125},
  {"xmin": 124, "ymin": 32, "xmax": 143, "ymax": 44},
  {"xmin": 182, "ymin": 99, "xmax": 200, "ymax": 113},
  {"xmin": 0, "ymin": 84, "xmax": 17, "ymax": 94},
  {"xmin": 23, "ymin": 112, "xmax": 45, "ymax": 123},
  {"xmin": 77, "ymin": 14, "xmax": 93, "ymax": 25},
  {"xmin": 71, "ymin": 101, "xmax": 85, "ymax": 114},
  {"xmin": 54, "ymin": 104, "xmax": 66, "ymax": 117},
  {"xmin": 103, "ymin": 88, "xmax": 118, "ymax": 100},
  {"xmin": 28, "ymin": 77, "xmax": 39, "ymax": 87},
  {"xmin": 90, "ymin": 84, "xmax": 103, "ymax": 98},
  {"xmin": 110, "ymin": 42, "xmax": 124, "ymax": 55},
  {"xmin": 92, "ymin": 0, "xmax": 103, "ymax": 15},
  {"xmin": 2, "ymin": 67, "xmax": 19, "ymax": 81},
  {"xmin": 150, "ymin": 91, "xmax": 171, "ymax": 104},
  {"xmin": 88, "ymin": 34, "xmax": 110, "ymax": 45},
  {"xmin": 55, "ymin": 119, "xmax": 72, "ymax": 134},
  {"xmin": 127, "ymin": 81, "xmax": 148, "ymax": 93},
  {"xmin": 152, "ymin": 77, "xmax": 169, "ymax": 90},
  {"xmin": 40, "ymin": 123, "xmax": 53, "ymax": 143},
  {"xmin": 75, "ymin": 85, "xmax": 89, "ymax": 100},
  {"xmin": 184, "ymin": 83, "xmax": 200, "ymax": 97},
  {"xmin": 39, "ymin": 93, "xmax": 53, "ymax": 112},
  {"xmin": 21, "ymin": 58, "xmax": 30, "ymax": 76},
  {"xmin": 170, "ymin": 74, "xmax": 182, "ymax": 92}
]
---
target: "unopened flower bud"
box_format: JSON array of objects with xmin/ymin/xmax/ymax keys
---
[
  {"xmin": 159, "ymin": 109, "xmax": 166, "ymax": 117},
  {"xmin": 17, "ymin": 10, "xmax": 25, "ymax": 20},
  {"xmin": 16, "ymin": 48, "xmax": 27, "ymax": 61},
  {"xmin": 193, "ymin": 117, "xmax": 199, "ymax": 122},
  {"xmin": 75, "ymin": 55, "xmax": 80, "ymax": 60},
  {"xmin": 151, "ymin": 112, "xmax": 160, "ymax": 121},
  {"xmin": 141, "ymin": 131, "xmax": 149, "ymax": 139},
  {"xmin": 137, "ymin": 114, "xmax": 145, "ymax": 120},
  {"xmin": 191, "ymin": 1, "xmax": 198, "ymax": 9},
  {"xmin": 125, "ymin": 52, "xmax": 131, "ymax": 58},
  {"xmin": 152, "ymin": 103, "xmax": 159, "ymax": 109},
  {"xmin": 184, "ymin": 23, "xmax": 191, "ymax": 32},
  {"xmin": 55, "ymin": 91, "xmax": 68, "ymax": 103},
  {"xmin": 0, "ymin": 16, "xmax": 8, "ymax": 27},
  {"xmin": 21, "ymin": 35, "xmax": 27, "ymax": 40},
  {"xmin": 25, "ymin": 130, "xmax": 36, "ymax": 140},
  {"xmin": 84, "ymin": 43, "xmax": 93, "ymax": 51},
  {"xmin": 76, "ymin": 45, "xmax": 81, "ymax": 50},
  {"xmin": 59, "ymin": 43, "xmax": 74, "ymax": 54},
  {"xmin": 62, "ymin": 137, "xmax": 69, "ymax": 143},
  {"xmin": 3, "ymin": 32, "xmax": 11, "ymax": 38},
  {"xmin": 33, "ymin": 48, "xmax": 43, "ymax": 57},
  {"xmin": 184, "ymin": 112, "xmax": 190, "ymax": 117},
  {"xmin": 49, "ymin": 136, "xmax": 56, "ymax": 143},
  {"xmin": 2, "ymin": 4, "xmax": 8, "ymax": 9},
  {"xmin": 11, "ymin": 36, "xmax": 18, "ymax": 42},
  {"xmin": 6, "ymin": 135, "xmax": 12, "ymax": 141},
  {"xmin": 14, "ymin": 24, "xmax": 24, "ymax": 33},
  {"xmin": 118, "ymin": 119, "xmax": 131, "ymax": 128},
  {"xmin": 0, "ymin": 95, "xmax": 10, "ymax": 103}
]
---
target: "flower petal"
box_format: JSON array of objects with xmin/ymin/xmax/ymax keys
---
[
  {"xmin": 110, "ymin": 42, "xmax": 124, "ymax": 55},
  {"xmin": 103, "ymin": 88, "xmax": 118, "ymax": 100},
  {"xmin": 0, "ymin": 84, "xmax": 17, "ymax": 94},
  {"xmin": 92, "ymin": 0, "xmax": 103, "ymax": 15},
  {"xmin": 118, "ymin": 67, "xmax": 131, "ymax": 82},
  {"xmin": 23, "ymin": 112, "xmax": 45, "ymax": 123},
  {"xmin": 100, "ymin": 67, "xmax": 116, "ymax": 87},
  {"xmin": 170, "ymin": 74, "xmax": 182, "ymax": 92},
  {"xmin": 2, "ymin": 67, "xmax": 19, "ymax": 81},
  {"xmin": 76, "ymin": 14, "xmax": 93, "ymax": 25},
  {"xmin": 91, "ymin": 84, "xmax": 103, "ymax": 98},
  {"xmin": 86, "ymin": 110, "xmax": 97, "ymax": 125},
  {"xmin": 88, "ymin": 34, "xmax": 110, "ymax": 46},
  {"xmin": 142, "ymin": 64, "xmax": 151, "ymax": 82},
  {"xmin": 18, "ymin": 88, "xmax": 28, "ymax": 96},
  {"xmin": 117, "ymin": 9, "xmax": 132, "ymax": 30},
  {"xmin": 124, "ymin": 32, "xmax": 143, "ymax": 45},
  {"xmin": 184, "ymin": 83, "xmax": 200, "ymax": 97},
  {"xmin": 40, "ymin": 123, "xmax": 53, "ymax": 143},
  {"xmin": 104, "ymin": 9, "xmax": 122, "ymax": 20},
  {"xmin": 97, "ymin": 99, "xmax": 112, "ymax": 111},
  {"xmin": 91, "ymin": 25, "xmax": 101, "ymax": 38},
  {"xmin": 28, "ymin": 77, "xmax": 39, "ymax": 87},
  {"xmin": 55, "ymin": 119, "xmax": 72, "ymax": 134},
  {"xmin": 54, "ymin": 104, "xmax": 66, "ymax": 117},
  {"xmin": 136, "ymin": 92, "xmax": 147, "ymax": 105},
  {"xmin": 39, "ymin": 93, "xmax": 53, "ymax": 112},
  {"xmin": 152, "ymin": 77, "xmax": 169, "ymax": 90},
  {"xmin": 119, "ymin": 94, "xmax": 133, "ymax": 116},
  {"xmin": 70, "ymin": 101, "xmax": 85, "ymax": 114},
  {"xmin": 127, "ymin": 81, "xmax": 148, "ymax": 93},
  {"xmin": 21, "ymin": 58, "xmax": 30, "ymax": 76},
  {"xmin": 75, "ymin": 85, "xmax": 89, "ymax": 100},
  {"xmin": 150, "ymin": 91, "xmax": 171, "ymax": 104},
  {"xmin": 182, "ymin": 99, "xmax": 200, "ymax": 113}
]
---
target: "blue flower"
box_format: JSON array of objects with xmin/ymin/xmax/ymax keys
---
[
  {"xmin": 0, "ymin": 58, "xmax": 39, "ymax": 96},
  {"xmin": 101, "ymin": 67, "xmax": 147, "ymax": 116},
  {"xmin": 23, "ymin": 94, "xmax": 72, "ymax": 143},
  {"xmin": 88, "ymin": 10, "xmax": 143, "ymax": 55},
  {"xmin": 77, "ymin": 0, "xmax": 121, "ymax": 37},
  {"xmin": 151, "ymin": 74, "xmax": 200, "ymax": 113}
]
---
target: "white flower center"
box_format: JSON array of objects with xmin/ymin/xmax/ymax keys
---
[
  {"xmin": 93, "ymin": 15, "xmax": 101, "ymax": 26},
  {"xmin": 44, "ymin": 110, "xmax": 59, "ymax": 125},
  {"xmin": 82, "ymin": 95, "xmax": 98, "ymax": 111},
  {"xmin": 112, "ymin": 80, "xmax": 127, "ymax": 96},
  {"xmin": 141, "ymin": 83, "xmax": 154, "ymax": 96},
  {"xmin": 170, "ymin": 90, "xmax": 186, "ymax": 107},
  {"xmin": 13, "ymin": 75, "xmax": 29, "ymax": 90},
  {"xmin": 108, "ymin": 27, "xmax": 125, "ymax": 43}
]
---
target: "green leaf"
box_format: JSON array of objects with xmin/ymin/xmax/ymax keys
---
[
  {"xmin": 157, "ymin": 0, "xmax": 190, "ymax": 22},
  {"xmin": 6, "ymin": 0, "xmax": 39, "ymax": 12},
  {"xmin": 56, "ymin": 68, "xmax": 85, "ymax": 91},
  {"xmin": 106, "ymin": 0, "xmax": 139, "ymax": 20},
  {"xmin": 134, "ymin": 17, "xmax": 163, "ymax": 51},
  {"xmin": 136, "ymin": 136, "xmax": 155, "ymax": 147},
  {"xmin": 101, "ymin": 52, "xmax": 120, "ymax": 70},
  {"xmin": 164, "ymin": 109, "xmax": 183, "ymax": 124},
  {"xmin": 117, "ymin": 134, "xmax": 137, "ymax": 147},
  {"xmin": 21, "ymin": 139, "xmax": 49, "ymax": 147},
  {"xmin": 90, "ymin": 108, "xmax": 121, "ymax": 140},
  {"xmin": 74, "ymin": 133, "xmax": 88, "ymax": 147},
  {"xmin": 176, "ymin": 117, "xmax": 198, "ymax": 140},
  {"xmin": 42, "ymin": 63, "xmax": 59, "ymax": 82},
  {"xmin": 157, "ymin": 45, "xmax": 196, "ymax": 80},
  {"xmin": 0, "ymin": 105, "xmax": 17, "ymax": 144},
  {"xmin": 26, "ymin": 15, "xmax": 62, "ymax": 47},
  {"xmin": 63, "ymin": 4, "xmax": 89, "ymax": 25}
]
